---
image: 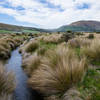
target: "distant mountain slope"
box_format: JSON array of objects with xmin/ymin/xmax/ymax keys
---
[
  {"xmin": 57, "ymin": 20, "xmax": 100, "ymax": 32},
  {"xmin": 0, "ymin": 23, "xmax": 46, "ymax": 33},
  {"xmin": 1, "ymin": 20, "xmax": 100, "ymax": 33}
]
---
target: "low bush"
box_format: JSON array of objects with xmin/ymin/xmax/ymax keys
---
[
  {"xmin": 87, "ymin": 34, "xmax": 94, "ymax": 39},
  {"xmin": 62, "ymin": 33, "xmax": 74, "ymax": 42}
]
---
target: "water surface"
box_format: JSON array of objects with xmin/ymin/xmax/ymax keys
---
[{"xmin": 6, "ymin": 48, "xmax": 43, "ymax": 100}]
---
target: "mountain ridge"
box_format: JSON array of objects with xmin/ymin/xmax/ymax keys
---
[
  {"xmin": 57, "ymin": 20, "xmax": 100, "ymax": 32},
  {"xmin": 0, "ymin": 20, "xmax": 100, "ymax": 33},
  {"xmin": 0, "ymin": 23, "xmax": 47, "ymax": 33}
]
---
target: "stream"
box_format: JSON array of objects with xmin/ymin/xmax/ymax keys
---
[{"xmin": 6, "ymin": 48, "xmax": 43, "ymax": 100}]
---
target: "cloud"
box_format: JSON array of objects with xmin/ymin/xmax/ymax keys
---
[{"xmin": 0, "ymin": 0, "xmax": 100, "ymax": 29}]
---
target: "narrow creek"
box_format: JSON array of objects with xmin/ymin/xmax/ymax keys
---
[{"xmin": 6, "ymin": 48, "xmax": 43, "ymax": 100}]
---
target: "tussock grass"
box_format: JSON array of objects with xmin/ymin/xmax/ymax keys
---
[
  {"xmin": 0, "ymin": 35, "xmax": 25, "ymax": 59},
  {"xmin": 81, "ymin": 39, "xmax": 100, "ymax": 62},
  {"xmin": 37, "ymin": 47, "xmax": 47, "ymax": 56},
  {"xmin": 14, "ymin": 38, "xmax": 23, "ymax": 46},
  {"xmin": 5, "ymin": 38, "xmax": 17, "ymax": 48},
  {"xmin": 63, "ymin": 88, "xmax": 82, "ymax": 100},
  {"xmin": 44, "ymin": 95, "xmax": 60, "ymax": 100},
  {"xmin": 0, "ymin": 94, "xmax": 13, "ymax": 100},
  {"xmin": 0, "ymin": 42, "xmax": 11, "ymax": 51},
  {"xmin": 22, "ymin": 53, "xmax": 42, "ymax": 76},
  {"xmin": 38, "ymin": 34, "xmax": 63, "ymax": 44},
  {"xmin": 24, "ymin": 40, "xmax": 39, "ymax": 53},
  {"xmin": 19, "ymin": 40, "xmax": 28, "ymax": 53},
  {"xmin": 0, "ymin": 45, "xmax": 10, "ymax": 59},
  {"xmin": 0, "ymin": 63, "xmax": 15, "ymax": 100},
  {"xmin": 28, "ymin": 45, "xmax": 87, "ymax": 98},
  {"xmin": 68, "ymin": 38, "xmax": 91, "ymax": 48}
]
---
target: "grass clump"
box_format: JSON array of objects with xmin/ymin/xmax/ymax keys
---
[
  {"xmin": 25, "ymin": 40, "xmax": 39, "ymax": 53},
  {"xmin": 0, "ymin": 45, "xmax": 11, "ymax": 59},
  {"xmin": 38, "ymin": 34, "xmax": 64, "ymax": 44},
  {"xmin": 22, "ymin": 53, "xmax": 42, "ymax": 76},
  {"xmin": 28, "ymin": 45, "xmax": 87, "ymax": 99},
  {"xmin": 0, "ymin": 34, "xmax": 27, "ymax": 60},
  {"xmin": 0, "ymin": 63, "xmax": 15, "ymax": 100},
  {"xmin": 81, "ymin": 39, "xmax": 100, "ymax": 63},
  {"xmin": 68, "ymin": 38, "xmax": 91, "ymax": 48},
  {"xmin": 37, "ymin": 47, "xmax": 47, "ymax": 56}
]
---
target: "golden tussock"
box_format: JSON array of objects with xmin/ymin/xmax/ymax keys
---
[{"xmin": 28, "ymin": 45, "xmax": 87, "ymax": 97}]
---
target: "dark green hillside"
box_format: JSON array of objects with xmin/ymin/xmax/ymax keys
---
[{"xmin": 57, "ymin": 20, "xmax": 100, "ymax": 32}]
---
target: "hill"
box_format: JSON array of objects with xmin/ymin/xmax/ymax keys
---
[
  {"xmin": 0, "ymin": 23, "xmax": 46, "ymax": 33},
  {"xmin": 57, "ymin": 20, "xmax": 100, "ymax": 32},
  {"xmin": 1, "ymin": 20, "xmax": 100, "ymax": 33}
]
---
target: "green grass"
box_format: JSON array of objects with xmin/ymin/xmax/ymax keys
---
[
  {"xmin": 39, "ymin": 40, "xmax": 57, "ymax": 50},
  {"xmin": 91, "ymin": 61, "xmax": 100, "ymax": 66},
  {"xmin": 0, "ymin": 30, "xmax": 14, "ymax": 34},
  {"xmin": 78, "ymin": 69, "xmax": 100, "ymax": 100},
  {"xmin": 75, "ymin": 48, "xmax": 81, "ymax": 57},
  {"xmin": 0, "ymin": 29, "xmax": 39, "ymax": 34},
  {"xmin": 71, "ymin": 46, "xmax": 100, "ymax": 100},
  {"xmin": 22, "ymin": 29, "xmax": 39, "ymax": 33}
]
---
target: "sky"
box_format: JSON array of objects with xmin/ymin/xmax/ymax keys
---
[{"xmin": 0, "ymin": 0, "xmax": 100, "ymax": 29}]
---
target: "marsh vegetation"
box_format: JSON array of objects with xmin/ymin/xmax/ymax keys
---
[{"xmin": 0, "ymin": 32, "xmax": 100, "ymax": 100}]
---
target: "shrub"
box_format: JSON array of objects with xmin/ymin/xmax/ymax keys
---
[
  {"xmin": 75, "ymin": 32, "xmax": 83, "ymax": 36},
  {"xmin": 96, "ymin": 32, "xmax": 100, "ymax": 34},
  {"xmin": 67, "ymin": 30, "xmax": 72, "ymax": 33},
  {"xmin": 62, "ymin": 33, "xmax": 74, "ymax": 42},
  {"xmin": 28, "ymin": 45, "xmax": 87, "ymax": 98},
  {"xmin": 87, "ymin": 34, "xmax": 94, "ymax": 39}
]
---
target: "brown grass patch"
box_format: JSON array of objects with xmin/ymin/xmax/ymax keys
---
[
  {"xmin": 28, "ymin": 45, "xmax": 87, "ymax": 97},
  {"xmin": 0, "ymin": 63, "xmax": 15, "ymax": 99}
]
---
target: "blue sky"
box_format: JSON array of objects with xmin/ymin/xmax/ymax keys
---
[{"xmin": 0, "ymin": 0, "xmax": 100, "ymax": 29}]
